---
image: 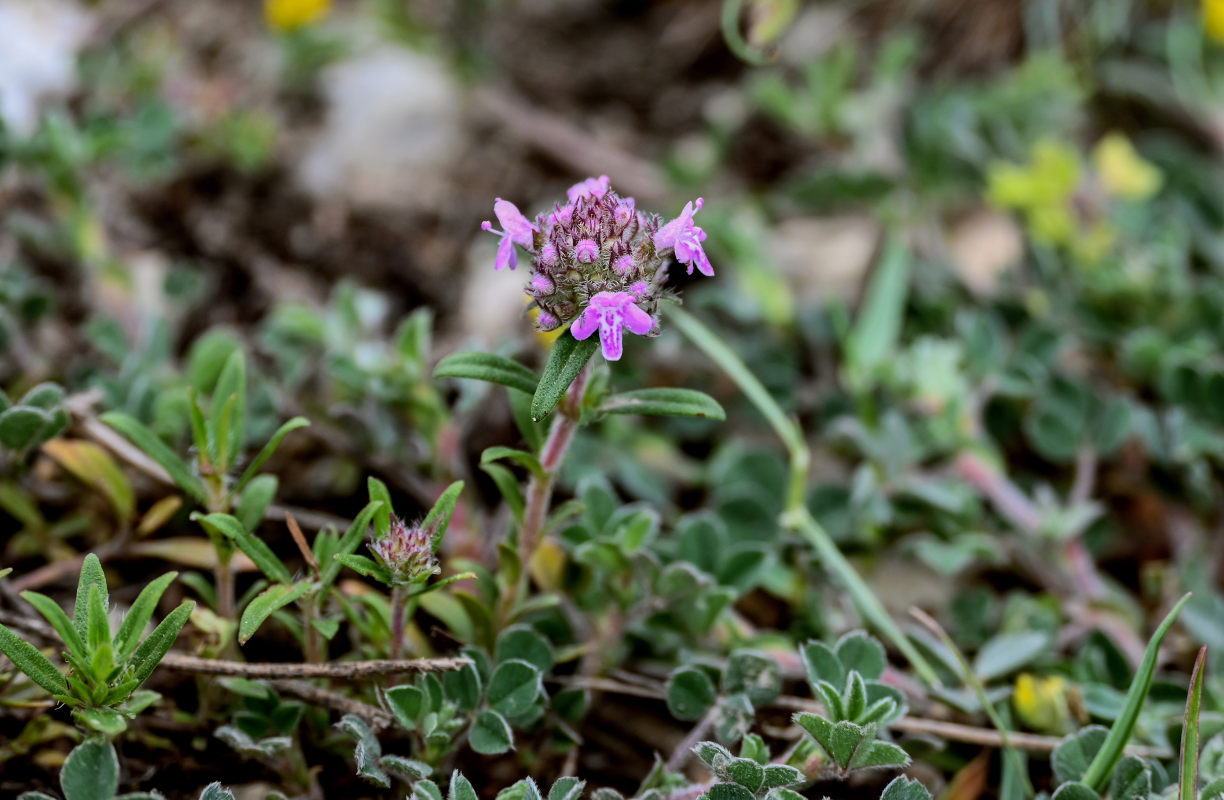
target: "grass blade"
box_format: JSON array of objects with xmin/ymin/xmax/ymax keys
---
[
  {"xmin": 1082, "ymin": 592, "xmax": 1192, "ymax": 791},
  {"xmin": 1180, "ymin": 646, "xmax": 1208, "ymax": 800}
]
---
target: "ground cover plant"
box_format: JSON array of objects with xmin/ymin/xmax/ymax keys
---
[{"xmin": 5, "ymin": 0, "xmax": 1224, "ymax": 797}]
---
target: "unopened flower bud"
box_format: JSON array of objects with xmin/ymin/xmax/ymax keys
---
[
  {"xmin": 369, "ymin": 517, "xmax": 439, "ymax": 585},
  {"xmin": 575, "ymin": 239, "xmax": 600, "ymax": 263}
]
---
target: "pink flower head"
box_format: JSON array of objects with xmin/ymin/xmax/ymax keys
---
[
  {"xmin": 567, "ymin": 174, "xmax": 611, "ymax": 203},
  {"xmin": 654, "ymin": 198, "xmax": 713, "ymax": 277},
  {"xmin": 482, "ymin": 198, "xmax": 536, "ymax": 271},
  {"xmin": 613, "ymin": 254, "xmax": 634, "ymax": 276},
  {"xmin": 532, "ymin": 274, "xmax": 555, "ymax": 295},
  {"xmin": 571, "ymin": 291, "xmax": 655, "ymax": 361}
]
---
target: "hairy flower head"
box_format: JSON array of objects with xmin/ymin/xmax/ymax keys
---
[
  {"xmin": 481, "ymin": 177, "xmax": 713, "ymax": 360},
  {"xmin": 369, "ymin": 517, "xmax": 439, "ymax": 585}
]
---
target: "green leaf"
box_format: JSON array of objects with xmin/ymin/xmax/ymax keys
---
[
  {"xmin": 450, "ymin": 772, "xmax": 480, "ymax": 800},
  {"xmin": 126, "ymin": 601, "xmax": 194, "ymax": 689},
  {"xmin": 60, "ymin": 737, "xmax": 118, "ymax": 800},
  {"xmin": 319, "ymin": 500, "xmax": 383, "ymax": 589},
  {"xmin": 723, "ymin": 650, "xmax": 781, "ymax": 706},
  {"xmin": 1179, "ymin": 647, "xmax": 1208, "ymax": 800},
  {"xmin": 594, "ymin": 391, "xmax": 719, "ymax": 423},
  {"xmin": 74, "ymin": 554, "xmax": 108, "ymax": 644},
  {"xmin": 1050, "ymin": 783, "xmax": 1100, "ymax": 800},
  {"xmin": 879, "ymin": 776, "xmax": 933, "ymax": 800},
  {"xmin": 1081, "ymin": 593, "xmax": 1191, "ymax": 791},
  {"xmin": 482, "ymin": 463, "xmax": 525, "ymax": 522},
  {"xmin": 801, "ymin": 640, "xmax": 845, "ymax": 689},
  {"xmin": 1203, "ymin": 779, "xmax": 1224, "ymax": 800},
  {"xmin": 481, "ymin": 447, "xmax": 545, "ymax": 479},
  {"xmin": 368, "ymin": 477, "xmax": 393, "ymax": 536},
  {"xmin": 382, "ymin": 754, "xmax": 432, "ymax": 781},
  {"xmin": 100, "ymin": 411, "xmax": 207, "ymax": 503},
  {"xmin": 387, "ymin": 684, "xmax": 425, "ymax": 729},
  {"xmin": 836, "ymin": 632, "xmax": 887, "ymax": 681},
  {"xmin": 0, "ymin": 407, "xmax": 52, "ymax": 450},
  {"xmin": 232, "ymin": 416, "xmax": 310, "ymax": 494},
  {"xmin": 1109, "ymin": 756, "xmax": 1151, "ymax": 800},
  {"xmin": 336, "ymin": 714, "xmax": 388, "ymax": 787},
  {"xmin": 21, "ymin": 591, "xmax": 85, "ymax": 658},
  {"xmin": 334, "ymin": 553, "xmax": 393, "ymax": 584},
  {"xmin": 487, "ymin": 659, "xmax": 543, "ymax": 717},
  {"xmin": 973, "ymin": 632, "xmax": 1049, "ymax": 682},
  {"xmin": 423, "ymin": 481, "xmax": 465, "ymax": 550},
  {"xmin": 239, "ymin": 582, "xmax": 312, "ymax": 644},
  {"xmin": 442, "ymin": 662, "xmax": 482, "ymax": 712},
  {"xmin": 762, "ymin": 765, "xmax": 803, "ymax": 789},
  {"xmin": 726, "ymin": 759, "xmax": 764, "ymax": 792},
  {"xmin": 193, "ymin": 512, "xmax": 290, "ymax": 584},
  {"xmin": 434, "ymin": 351, "xmax": 539, "ymax": 396},
  {"xmin": 199, "ymin": 783, "xmax": 236, "ymax": 800},
  {"xmin": 703, "ymin": 784, "xmax": 755, "ymax": 800},
  {"xmin": 20, "ymin": 382, "xmax": 65, "ymax": 411},
  {"xmin": 1054, "ymin": 726, "xmax": 1107, "ymax": 784},
  {"xmin": 849, "ymin": 739, "xmax": 910, "ymax": 770},
  {"xmin": 844, "ymin": 235, "xmax": 911, "ymax": 388},
  {"xmin": 496, "ymin": 624, "xmax": 554, "ymax": 673},
  {"xmin": 76, "ymin": 707, "xmax": 127, "ymax": 736},
  {"xmin": 470, "ymin": 709, "xmax": 514, "ymax": 755},
  {"xmin": 597, "ymin": 387, "xmax": 726, "ymax": 420},
  {"xmin": 667, "ymin": 666, "xmax": 717, "ymax": 721},
  {"xmin": 549, "ymin": 779, "xmax": 585, "ymax": 800},
  {"xmin": 86, "ymin": 584, "xmax": 111, "ymax": 654},
  {"xmin": 209, "ymin": 349, "xmax": 246, "ymax": 469},
  {"xmin": 236, "ymin": 474, "xmax": 278, "ymax": 534},
  {"xmin": 0, "ymin": 622, "xmax": 68, "ymax": 695},
  {"xmin": 531, "ymin": 335, "xmax": 598, "ymax": 421}
]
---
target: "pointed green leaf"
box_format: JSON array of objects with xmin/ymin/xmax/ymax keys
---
[
  {"xmin": 193, "ymin": 512, "xmax": 290, "ymax": 584},
  {"xmin": 0, "ymin": 622, "xmax": 68, "ymax": 695},
  {"xmin": 336, "ymin": 714, "xmax": 388, "ymax": 787},
  {"xmin": 367, "ymin": 477, "xmax": 393, "ymax": 536},
  {"xmin": 434, "ymin": 352, "xmax": 539, "ymax": 396},
  {"xmin": 1179, "ymin": 646, "xmax": 1208, "ymax": 800},
  {"xmin": 86, "ymin": 584, "xmax": 110, "ymax": 654},
  {"xmin": 127, "ymin": 601, "xmax": 194, "ymax": 688},
  {"xmin": 481, "ymin": 447, "xmax": 544, "ymax": 479},
  {"xmin": 100, "ymin": 411, "xmax": 207, "ymax": 503},
  {"xmin": 319, "ymin": 500, "xmax": 383, "ymax": 589},
  {"xmin": 239, "ymin": 582, "xmax": 312, "ymax": 644},
  {"xmin": 74, "ymin": 553, "xmax": 108, "ymax": 643},
  {"xmin": 21, "ymin": 591, "xmax": 85, "ymax": 658},
  {"xmin": 233, "ymin": 416, "xmax": 310, "ymax": 494},
  {"xmin": 531, "ymin": 335, "xmax": 597, "ymax": 421},
  {"xmin": 597, "ymin": 388, "xmax": 725, "ymax": 420},
  {"xmin": 209, "ymin": 350, "xmax": 246, "ymax": 469},
  {"xmin": 1081, "ymin": 593, "xmax": 1191, "ymax": 791}
]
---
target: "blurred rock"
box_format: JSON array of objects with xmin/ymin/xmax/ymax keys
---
[
  {"xmin": 767, "ymin": 214, "xmax": 881, "ymax": 305},
  {"xmin": 296, "ymin": 48, "xmax": 463, "ymax": 210},
  {"xmin": 450, "ymin": 238, "xmax": 534, "ymax": 351},
  {"xmin": 947, "ymin": 209, "xmax": 1022, "ymax": 297},
  {"xmin": 0, "ymin": 0, "xmax": 92, "ymax": 136}
]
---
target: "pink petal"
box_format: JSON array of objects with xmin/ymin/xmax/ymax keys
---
[
  {"xmin": 571, "ymin": 308, "xmax": 600, "ymax": 340},
  {"xmin": 599, "ymin": 314, "xmax": 624, "ymax": 361},
  {"xmin": 494, "ymin": 199, "xmax": 535, "ymax": 247},
  {"xmin": 495, "ymin": 236, "xmax": 517, "ymax": 271},
  {"xmin": 623, "ymin": 302, "xmax": 654, "ymax": 335}
]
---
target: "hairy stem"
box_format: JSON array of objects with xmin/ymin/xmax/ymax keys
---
[{"xmin": 389, "ymin": 584, "xmax": 408, "ymax": 661}]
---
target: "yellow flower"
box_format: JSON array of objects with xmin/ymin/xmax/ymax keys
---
[
  {"xmin": 1013, "ymin": 673, "xmax": 1072, "ymax": 733},
  {"xmin": 264, "ymin": 0, "xmax": 331, "ymax": 32},
  {"xmin": 1093, "ymin": 133, "xmax": 1162, "ymax": 200},
  {"xmin": 1205, "ymin": 0, "xmax": 1224, "ymax": 45}
]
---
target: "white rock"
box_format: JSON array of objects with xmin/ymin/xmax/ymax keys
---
[
  {"xmin": 0, "ymin": 0, "xmax": 92, "ymax": 136},
  {"xmin": 768, "ymin": 214, "xmax": 882, "ymax": 305},
  {"xmin": 946, "ymin": 209, "xmax": 1022, "ymax": 297},
  {"xmin": 296, "ymin": 48, "xmax": 463, "ymax": 210}
]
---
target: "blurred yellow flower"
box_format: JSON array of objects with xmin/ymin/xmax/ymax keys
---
[
  {"xmin": 1013, "ymin": 673, "xmax": 1072, "ymax": 733},
  {"xmin": 265, "ymin": 0, "xmax": 331, "ymax": 32},
  {"xmin": 1206, "ymin": 0, "xmax": 1224, "ymax": 44},
  {"xmin": 1093, "ymin": 133, "xmax": 1162, "ymax": 200}
]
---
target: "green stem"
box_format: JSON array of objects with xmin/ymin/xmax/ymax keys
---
[{"xmin": 669, "ymin": 305, "xmax": 941, "ymax": 687}]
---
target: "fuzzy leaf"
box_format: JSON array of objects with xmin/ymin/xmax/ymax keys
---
[
  {"xmin": 667, "ymin": 667, "xmax": 717, "ymax": 721},
  {"xmin": 487, "ymin": 660, "xmax": 542, "ymax": 717},
  {"xmin": 531, "ymin": 335, "xmax": 598, "ymax": 421},
  {"xmin": 470, "ymin": 709, "xmax": 514, "ymax": 755},
  {"xmin": 113, "ymin": 572, "xmax": 177, "ymax": 662},
  {"xmin": 239, "ymin": 582, "xmax": 311, "ymax": 644},
  {"xmin": 337, "ymin": 714, "xmax": 388, "ymax": 787},
  {"xmin": 596, "ymin": 388, "xmax": 725, "ymax": 420},
  {"xmin": 100, "ymin": 411, "xmax": 206, "ymax": 503},
  {"xmin": 0, "ymin": 622, "xmax": 68, "ymax": 695},
  {"xmin": 423, "ymin": 481, "xmax": 464, "ymax": 550},
  {"xmin": 60, "ymin": 738, "xmax": 119, "ymax": 800},
  {"xmin": 126, "ymin": 601, "xmax": 194, "ymax": 689},
  {"xmin": 434, "ymin": 352, "xmax": 539, "ymax": 396},
  {"xmin": 879, "ymin": 776, "xmax": 933, "ymax": 800},
  {"xmin": 496, "ymin": 624, "xmax": 554, "ymax": 673},
  {"xmin": 233, "ymin": 417, "xmax": 309, "ymax": 494}
]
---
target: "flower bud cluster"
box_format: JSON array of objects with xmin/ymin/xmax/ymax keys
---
[
  {"xmin": 368, "ymin": 516, "xmax": 439, "ymax": 585},
  {"xmin": 482, "ymin": 176, "xmax": 713, "ymax": 361}
]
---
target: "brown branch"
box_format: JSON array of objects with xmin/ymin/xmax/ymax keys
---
[
  {"xmin": 160, "ymin": 654, "xmax": 472, "ymax": 678},
  {"xmin": 266, "ymin": 680, "xmax": 394, "ymax": 731}
]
